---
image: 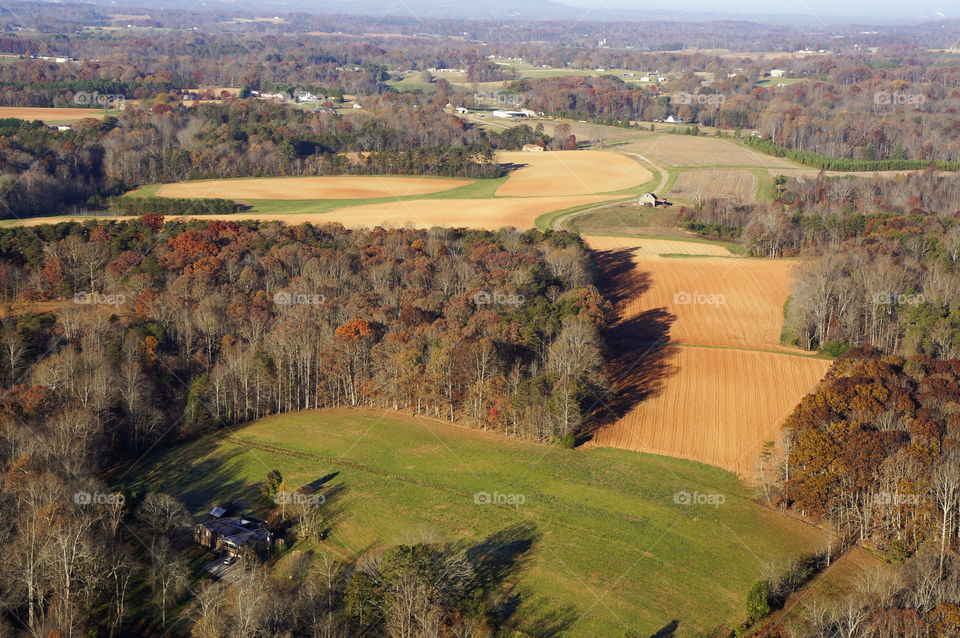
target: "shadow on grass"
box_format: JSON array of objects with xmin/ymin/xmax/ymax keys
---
[
  {"xmin": 120, "ymin": 435, "xmax": 256, "ymax": 516},
  {"xmin": 650, "ymin": 619, "xmax": 679, "ymax": 637},
  {"xmin": 468, "ymin": 522, "xmax": 578, "ymax": 636}
]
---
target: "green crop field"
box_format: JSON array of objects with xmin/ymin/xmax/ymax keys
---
[{"xmin": 123, "ymin": 408, "xmax": 826, "ymax": 636}]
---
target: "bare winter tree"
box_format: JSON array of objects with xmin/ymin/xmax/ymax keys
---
[{"xmin": 933, "ymin": 451, "xmax": 960, "ymax": 579}]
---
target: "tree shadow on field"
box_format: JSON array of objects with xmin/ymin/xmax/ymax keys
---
[
  {"xmin": 650, "ymin": 619, "xmax": 680, "ymax": 637},
  {"xmin": 590, "ymin": 248, "xmax": 654, "ymax": 308},
  {"xmin": 503, "ymin": 597, "xmax": 580, "ymax": 637},
  {"xmin": 580, "ymin": 248, "xmax": 679, "ymax": 443},
  {"xmin": 498, "ymin": 161, "xmax": 527, "ymax": 174},
  {"xmin": 117, "ymin": 435, "xmax": 255, "ymax": 515},
  {"xmin": 465, "ymin": 522, "xmax": 574, "ymax": 634},
  {"xmin": 467, "ymin": 522, "xmax": 538, "ymax": 598}
]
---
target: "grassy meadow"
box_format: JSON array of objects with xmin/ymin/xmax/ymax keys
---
[{"xmin": 122, "ymin": 408, "xmax": 827, "ymax": 636}]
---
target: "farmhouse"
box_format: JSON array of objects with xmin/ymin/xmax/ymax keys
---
[
  {"xmin": 492, "ymin": 109, "xmax": 535, "ymax": 119},
  {"xmin": 194, "ymin": 514, "xmax": 273, "ymax": 557},
  {"xmin": 522, "ymin": 144, "xmax": 544, "ymax": 152},
  {"xmin": 455, "ymin": 106, "xmax": 469, "ymax": 114},
  {"xmin": 637, "ymin": 192, "xmax": 668, "ymax": 207},
  {"xmin": 769, "ymin": 69, "xmax": 785, "ymax": 78}
]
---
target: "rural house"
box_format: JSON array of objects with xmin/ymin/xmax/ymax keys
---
[
  {"xmin": 522, "ymin": 144, "xmax": 544, "ymax": 152},
  {"xmin": 195, "ymin": 514, "xmax": 273, "ymax": 557}
]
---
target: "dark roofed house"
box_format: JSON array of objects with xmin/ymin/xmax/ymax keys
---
[{"xmin": 195, "ymin": 515, "xmax": 273, "ymax": 557}]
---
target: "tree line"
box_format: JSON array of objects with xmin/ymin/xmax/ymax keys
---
[
  {"xmin": 0, "ymin": 98, "xmax": 547, "ymax": 218},
  {"xmin": 0, "ymin": 218, "xmax": 611, "ymax": 634},
  {"xmin": 677, "ymin": 169, "xmax": 960, "ymax": 358},
  {"xmin": 754, "ymin": 347, "xmax": 960, "ymax": 636}
]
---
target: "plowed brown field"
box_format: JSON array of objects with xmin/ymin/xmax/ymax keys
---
[
  {"xmin": 621, "ymin": 136, "xmax": 796, "ymax": 168},
  {"xmin": 584, "ymin": 235, "xmax": 831, "ymax": 475},
  {"xmin": 155, "ymin": 176, "xmax": 472, "ymax": 200},
  {"xmin": 322, "ymin": 195, "xmax": 617, "ymax": 229},
  {"xmin": 15, "ymin": 195, "xmax": 617, "ymax": 230},
  {"xmin": 495, "ymin": 150, "xmax": 652, "ymax": 196},
  {"xmin": 0, "ymin": 107, "xmax": 111, "ymax": 122}
]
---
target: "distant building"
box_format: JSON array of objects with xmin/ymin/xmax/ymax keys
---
[
  {"xmin": 522, "ymin": 143, "xmax": 544, "ymax": 152},
  {"xmin": 455, "ymin": 106, "xmax": 469, "ymax": 114},
  {"xmin": 638, "ymin": 192, "xmax": 668, "ymax": 207},
  {"xmin": 769, "ymin": 69, "xmax": 785, "ymax": 78},
  {"xmin": 352, "ymin": 103, "xmax": 362, "ymax": 109},
  {"xmin": 492, "ymin": 108, "xmax": 535, "ymax": 119}
]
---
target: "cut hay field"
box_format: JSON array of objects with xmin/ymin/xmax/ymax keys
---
[
  {"xmin": 155, "ymin": 175, "xmax": 472, "ymax": 200},
  {"xmin": 124, "ymin": 408, "xmax": 826, "ymax": 637},
  {"xmin": 3, "ymin": 194, "xmax": 619, "ymax": 230},
  {"xmin": 495, "ymin": 150, "xmax": 653, "ymax": 196},
  {"xmin": 622, "ymin": 136, "xmax": 798, "ymax": 168},
  {"xmin": 322, "ymin": 195, "xmax": 617, "ymax": 229},
  {"xmin": 0, "ymin": 106, "xmax": 113, "ymax": 122},
  {"xmin": 584, "ymin": 235, "xmax": 831, "ymax": 474},
  {"xmin": 669, "ymin": 169, "xmax": 757, "ymax": 203}
]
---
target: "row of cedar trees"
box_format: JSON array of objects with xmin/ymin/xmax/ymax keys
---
[
  {"xmin": 757, "ymin": 347, "xmax": 960, "ymax": 636},
  {"xmin": 0, "ymin": 218, "xmax": 609, "ymax": 451}
]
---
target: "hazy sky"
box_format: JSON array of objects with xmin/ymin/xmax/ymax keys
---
[{"xmin": 553, "ymin": 0, "xmax": 953, "ymax": 21}]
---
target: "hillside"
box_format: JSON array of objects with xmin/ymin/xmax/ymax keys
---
[{"xmin": 123, "ymin": 408, "xmax": 829, "ymax": 636}]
